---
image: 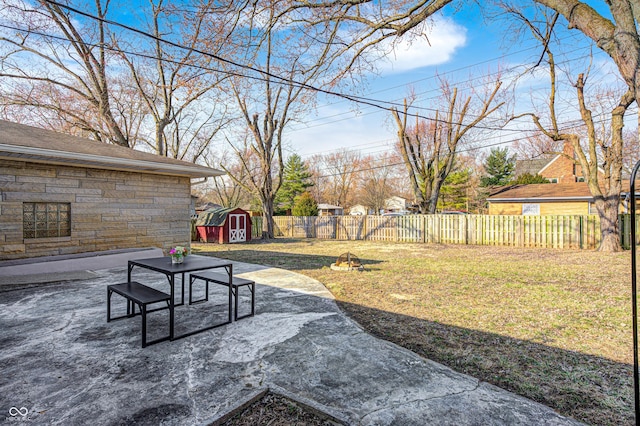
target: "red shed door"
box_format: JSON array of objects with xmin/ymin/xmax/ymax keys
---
[{"xmin": 229, "ymin": 214, "xmax": 246, "ymax": 243}]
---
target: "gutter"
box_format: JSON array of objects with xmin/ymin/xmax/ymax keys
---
[{"xmin": 191, "ymin": 177, "xmax": 209, "ymax": 185}]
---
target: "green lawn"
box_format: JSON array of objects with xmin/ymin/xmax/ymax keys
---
[{"xmin": 192, "ymin": 240, "xmax": 634, "ymax": 425}]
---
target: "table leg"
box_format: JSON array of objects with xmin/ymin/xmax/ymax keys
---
[
  {"xmin": 181, "ymin": 272, "xmax": 185, "ymax": 305},
  {"xmin": 169, "ymin": 274, "xmax": 175, "ymax": 340},
  {"xmin": 126, "ymin": 263, "xmax": 133, "ymax": 316},
  {"xmin": 228, "ymin": 264, "xmax": 233, "ymax": 323},
  {"xmin": 164, "ymin": 273, "xmax": 184, "ymax": 307},
  {"xmin": 107, "ymin": 287, "xmax": 111, "ymax": 322},
  {"xmin": 169, "ymin": 298, "xmax": 174, "ymax": 344}
]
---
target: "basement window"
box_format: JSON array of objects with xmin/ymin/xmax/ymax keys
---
[{"xmin": 23, "ymin": 202, "xmax": 71, "ymax": 239}]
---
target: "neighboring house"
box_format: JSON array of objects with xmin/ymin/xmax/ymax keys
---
[
  {"xmin": 384, "ymin": 196, "xmax": 412, "ymax": 214},
  {"xmin": 513, "ymin": 156, "xmax": 553, "ymax": 178},
  {"xmin": 488, "ymin": 181, "xmax": 640, "ymax": 215},
  {"xmin": 489, "ymin": 141, "xmax": 609, "ymax": 215},
  {"xmin": 349, "ymin": 204, "xmax": 372, "ymax": 216},
  {"xmin": 0, "ymin": 120, "xmax": 223, "ymax": 260},
  {"xmin": 317, "ymin": 203, "xmax": 344, "ymax": 216},
  {"xmin": 513, "ymin": 141, "xmax": 589, "ymax": 184},
  {"xmin": 487, "ymin": 183, "xmax": 596, "ymax": 215}
]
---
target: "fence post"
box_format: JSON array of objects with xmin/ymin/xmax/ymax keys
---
[
  {"xmin": 463, "ymin": 215, "xmax": 468, "ymax": 245},
  {"xmin": 621, "ymin": 214, "xmax": 631, "ymax": 249}
]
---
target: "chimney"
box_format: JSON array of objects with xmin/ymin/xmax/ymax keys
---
[
  {"xmin": 562, "ymin": 141, "xmax": 576, "ymax": 182},
  {"xmin": 562, "ymin": 140, "xmax": 574, "ymax": 159}
]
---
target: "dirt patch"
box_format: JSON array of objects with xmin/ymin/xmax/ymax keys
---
[{"xmin": 220, "ymin": 392, "xmax": 341, "ymax": 426}]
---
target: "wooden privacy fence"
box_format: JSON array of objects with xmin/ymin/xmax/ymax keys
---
[{"xmin": 262, "ymin": 214, "xmax": 640, "ymax": 249}]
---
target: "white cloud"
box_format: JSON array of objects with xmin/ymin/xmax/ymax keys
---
[
  {"xmin": 379, "ymin": 17, "xmax": 467, "ymax": 74},
  {"xmin": 286, "ymin": 103, "xmax": 396, "ymax": 158}
]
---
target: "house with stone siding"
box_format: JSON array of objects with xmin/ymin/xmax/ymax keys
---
[{"xmin": 0, "ymin": 120, "xmax": 223, "ymax": 260}]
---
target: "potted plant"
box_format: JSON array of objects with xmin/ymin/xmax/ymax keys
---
[{"xmin": 169, "ymin": 246, "xmax": 188, "ymax": 264}]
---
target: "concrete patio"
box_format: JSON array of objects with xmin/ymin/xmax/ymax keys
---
[{"xmin": 0, "ymin": 253, "xmax": 583, "ymax": 425}]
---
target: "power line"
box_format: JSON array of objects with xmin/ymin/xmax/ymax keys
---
[
  {"xmin": 287, "ymin": 49, "xmax": 612, "ymax": 133},
  {"xmin": 297, "ymin": 28, "xmax": 594, "ymax": 112},
  {"xmin": 39, "ymin": 0, "xmax": 430, "ymax": 118},
  {"xmin": 0, "ymin": 19, "xmax": 529, "ymax": 135},
  {"xmin": 312, "ymin": 135, "xmax": 523, "ymax": 179},
  {"xmin": 9, "ymin": 0, "xmax": 635, "ymax": 164},
  {"xmin": 289, "ymin": 48, "xmax": 606, "ymax": 133},
  {"xmin": 39, "ymin": 0, "xmax": 617, "ymax": 133}
]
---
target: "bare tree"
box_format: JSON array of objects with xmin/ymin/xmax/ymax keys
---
[
  {"xmin": 0, "ymin": 0, "xmax": 232, "ymax": 160},
  {"xmin": 357, "ymin": 153, "xmax": 396, "ymax": 214},
  {"xmin": 510, "ymin": 7, "xmax": 633, "ymax": 251},
  {"xmin": 114, "ymin": 0, "xmax": 230, "ymax": 159},
  {"xmin": 297, "ymin": 1, "xmax": 640, "ymax": 114},
  {"xmin": 512, "ymin": 132, "xmax": 563, "ymax": 160},
  {"xmin": 197, "ymin": 147, "xmax": 256, "ymax": 208},
  {"xmin": 392, "ymin": 78, "xmax": 504, "ymax": 214},
  {"xmin": 295, "ymin": 0, "xmax": 638, "ymax": 248},
  {"xmin": 0, "ymin": 0, "xmax": 130, "ymax": 146},
  {"xmin": 219, "ymin": 2, "xmax": 360, "ymax": 238},
  {"xmin": 533, "ymin": 1, "xmax": 640, "ymax": 122},
  {"xmin": 318, "ymin": 149, "xmax": 362, "ymax": 207},
  {"xmin": 305, "ymin": 154, "xmax": 327, "ymax": 204}
]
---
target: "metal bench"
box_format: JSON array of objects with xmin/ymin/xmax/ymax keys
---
[
  {"xmin": 189, "ymin": 271, "xmax": 255, "ymax": 321},
  {"xmin": 107, "ymin": 281, "xmax": 173, "ymax": 347}
]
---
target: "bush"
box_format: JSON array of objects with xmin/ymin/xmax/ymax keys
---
[{"xmin": 292, "ymin": 192, "xmax": 318, "ymax": 216}]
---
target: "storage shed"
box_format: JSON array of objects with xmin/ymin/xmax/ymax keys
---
[{"xmin": 195, "ymin": 207, "xmax": 251, "ymax": 243}]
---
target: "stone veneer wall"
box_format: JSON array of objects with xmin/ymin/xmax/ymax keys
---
[{"xmin": 0, "ymin": 159, "xmax": 191, "ymax": 260}]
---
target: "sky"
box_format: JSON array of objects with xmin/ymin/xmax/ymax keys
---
[
  {"xmin": 283, "ymin": 3, "xmax": 627, "ymax": 164},
  {"xmin": 0, "ymin": 0, "xmax": 629, "ymax": 168},
  {"xmin": 286, "ymin": 12, "xmax": 475, "ymax": 159}
]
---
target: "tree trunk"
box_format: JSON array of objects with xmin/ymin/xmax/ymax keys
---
[
  {"xmin": 155, "ymin": 121, "xmax": 167, "ymax": 156},
  {"xmin": 594, "ymin": 194, "xmax": 622, "ymax": 252},
  {"xmin": 261, "ymin": 192, "xmax": 276, "ymax": 239},
  {"xmin": 427, "ymin": 191, "xmax": 439, "ymax": 214},
  {"xmin": 418, "ymin": 200, "xmax": 429, "ymax": 214}
]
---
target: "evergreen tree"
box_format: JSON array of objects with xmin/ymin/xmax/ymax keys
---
[
  {"xmin": 292, "ymin": 192, "xmax": 318, "ymax": 216},
  {"xmin": 438, "ymin": 169, "xmax": 471, "ymax": 212},
  {"xmin": 276, "ymin": 154, "xmax": 314, "ymax": 214},
  {"xmin": 511, "ymin": 173, "xmax": 549, "ymax": 185},
  {"xmin": 480, "ymin": 147, "xmax": 516, "ymax": 187}
]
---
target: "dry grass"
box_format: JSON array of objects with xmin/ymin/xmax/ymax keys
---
[{"xmin": 193, "ymin": 240, "xmax": 634, "ymax": 425}]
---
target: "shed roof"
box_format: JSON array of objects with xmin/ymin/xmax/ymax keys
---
[
  {"xmin": 0, "ymin": 120, "xmax": 224, "ymax": 178},
  {"xmin": 196, "ymin": 207, "xmax": 246, "ymax": 227}
]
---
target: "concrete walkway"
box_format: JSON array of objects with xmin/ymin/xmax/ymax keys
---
[{"xmin": 0, "ymin": 257, "xmax": 583, "ymax": 425}]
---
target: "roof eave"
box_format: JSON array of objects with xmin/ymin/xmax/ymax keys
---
[
  {"xmin": 488, "ymin": 196, "xmax": 593, "ymax": 202},
  {"xmin": 0, "ymin": 144, "xmax": 224, "ymax": 178}
]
